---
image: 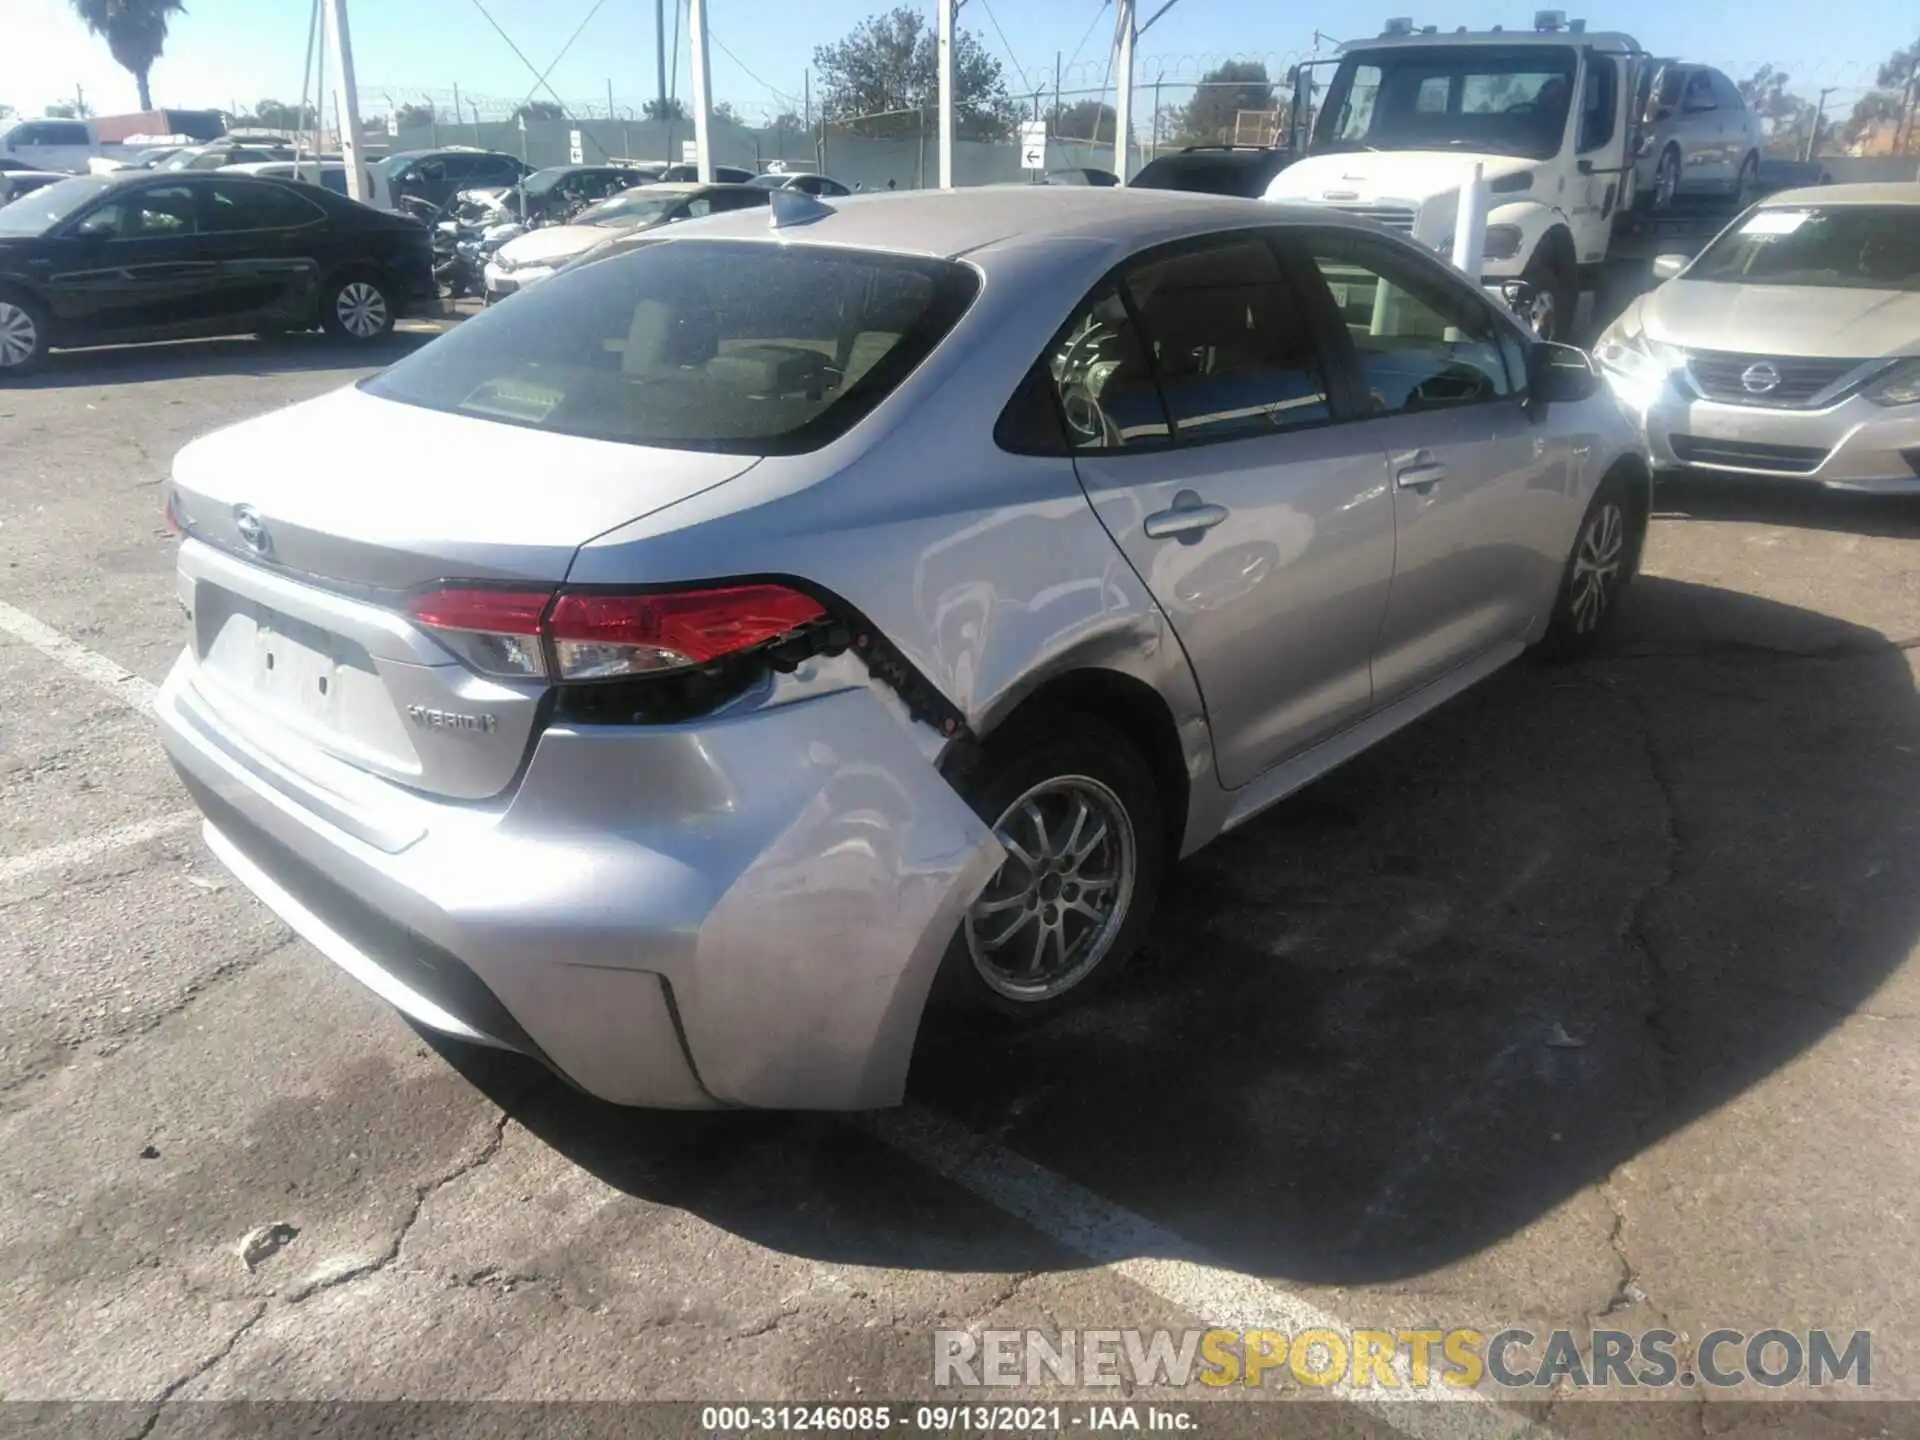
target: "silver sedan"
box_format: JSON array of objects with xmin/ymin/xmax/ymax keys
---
[
  {"xmin": 1597, "ymin": 183, "xmax": 1920, "ymax": 492},
  {"xmin": 157, "ymin": 187, "xmax": 1649, "ymax": 1109}
]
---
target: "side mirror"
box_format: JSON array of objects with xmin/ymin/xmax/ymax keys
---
[
  {"xmin": 1653, "ymin": 106, "xmax": 1673, "ymax": 123},
  {"xmin": 1576, "ymin": 158, "xmax": 1595, "ymax": 175},
  {"xmin": 1526, "ymin": 341, "xmax": 1601, "ymax": 415},
  {"xmin": 1650, "ymin": 253, "xmax": 1688, "ymax": 281}
]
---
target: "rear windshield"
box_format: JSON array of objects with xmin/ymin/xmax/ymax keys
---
[{"xmin": 362, "ymin": 238, "xmax": 981, "ymax": 453}]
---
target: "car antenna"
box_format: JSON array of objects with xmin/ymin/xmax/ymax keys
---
[{"xmin": 768, "ymin": 188, "xmax": 834, "ymax": 231}]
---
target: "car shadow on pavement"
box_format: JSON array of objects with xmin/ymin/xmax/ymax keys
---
[
  {"xmin": 430, "ymin": 572, "xmax": 1920, "ymax": 1288},
  {"xmin": 1654, "ymin": 471, "xmax": 1920, "ymax": 541},
  {"xmin": 8, "ymin": 331, "xmax": 436, "ymax": 388}
]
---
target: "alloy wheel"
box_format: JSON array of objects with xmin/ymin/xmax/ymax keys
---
[
  {"xmin": 335, "ymin": 282, "xmax": 389, "ymax": 339},
  {"xmin": 1570, "ymin": 502, "xmax": 1626, "ymax": 635},
  {"xmin": 1654, "ymin": 151, "xmax": 1680, "ymax": 209},
  {"xmin": 965, "ymin": 776, "xmax": 1137, "ymax": 1003},
  {"xmin": 0, "ymin": 302, "xmax": 38, "ymax": 369},
  {"xmin": 1525, "ymin": 286, "xmax": 1558, "ymax": 342}
]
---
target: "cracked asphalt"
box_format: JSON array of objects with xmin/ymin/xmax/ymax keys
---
[{"xmin": 2, "ymin": 332, "xmax": 1918, "ymax": 1433}]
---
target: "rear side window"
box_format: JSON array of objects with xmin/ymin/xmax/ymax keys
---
[
  {"xmin": 363, "ymin": 238, "xmax": 980, "ymax": 454},
  {"xmin": 204, "ymin": 180, "xmax": 325, "ymax": 231}
]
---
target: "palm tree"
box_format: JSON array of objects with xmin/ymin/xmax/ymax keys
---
[{"xmin": 69, "ymin": 0, "xmax": 188, "ymax": 112}]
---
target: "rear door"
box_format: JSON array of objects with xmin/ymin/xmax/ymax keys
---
[
  {"xmin": 44, "ymin": 182, "xmax": 220, "ymax": 339},
  {"xmin": 197, "ymin": 178, "xmax": 328, "ymax": 328},
  {"xmin": 1285, "ymin": 226, "xmax": 1567, "ymax": 705},
  {"xmin": 1058, "ymin": 230, "xmax": 1397, "ymax": 788}
]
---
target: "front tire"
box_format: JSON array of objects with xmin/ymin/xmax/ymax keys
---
[
  {"xmin": 1519, "ymin": 247, "xmax": 1575, "ymax": 343},
  {"xmin": 321, "ymin": 272, "xmax": 396, "ymax": 344},
  {"xmin": 1539, "ymin": 471, "xmax": 1647, "ymax": 658},
  {"xmin": 1647, "ymin": 145, "xmax": 1683, "ymax": 212},
  {"xmin": 1732, "ymin": 151, "xmax": 1759, "ymax": 206},
  {"xmin": 0, "ymin": 290, "xmax": 50, "ymax": 378},
  {"xmin": 935, "ymin": 714, "xmax": 1166, "ymax": 1020}
]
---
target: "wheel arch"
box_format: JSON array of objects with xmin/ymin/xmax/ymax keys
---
[{"xmin": 948, "ymin": 665, "xmax": 1194, "ymax": 860}]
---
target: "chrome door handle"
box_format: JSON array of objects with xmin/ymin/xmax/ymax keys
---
[
  {"xmin": 1395, "ymin": 462, "xmax": 1447, "ymax": 490},
  {"xmin": 1143, "ymin": 497, "xmax": 1229, "ymax": 540}
]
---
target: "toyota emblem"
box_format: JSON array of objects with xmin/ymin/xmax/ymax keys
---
[
  {"xmin": 233, "ymin": 505, "xmax": 273, "ymax": 559},
  {"xmin": 1740, "ymin": 361, "xmax": 1782, "ymax": 395}
]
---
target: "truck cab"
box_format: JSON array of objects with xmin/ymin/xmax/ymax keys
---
[{"xmin": 1269, "ymin": 12, "xmax": 1653, "ymax": 341}]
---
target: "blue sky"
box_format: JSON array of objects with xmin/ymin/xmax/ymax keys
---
[{"xmin": 4, "ymin": 0, "xmax": 1912, "ymax": 124}]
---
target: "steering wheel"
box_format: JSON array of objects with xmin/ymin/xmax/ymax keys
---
[{"xmin": 1051, "ymin": 322, "xmax": 1121, "ymax": 445}]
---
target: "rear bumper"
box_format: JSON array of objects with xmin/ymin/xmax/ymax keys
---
[{"xmin": 157, "ymin": 656, "xmax": 1002, "ymax": 1109}]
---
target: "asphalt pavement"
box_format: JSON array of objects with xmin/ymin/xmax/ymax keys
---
[{"xmin": 2, "ymin": 329, "xmax": 1918, "ymax": 1434}]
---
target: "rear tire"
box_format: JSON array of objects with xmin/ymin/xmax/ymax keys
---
[
  {"xmin": 0, "ymin": 289, "xmax": 50, "ymax": 379},
  {"xmin": 1538, "ymin": 470, "xmax": 1647, "ymax": 659},
  {"xmin": 320, "ymin": 272, "xmax": 396, "ymax": 344},
  {"xmin": 1732, "ymin": 150, "xmax": 1759, "ymax": 207},
  {"xmin": 1646, "ymin": 145, "xmax": 1683, "ymax": 212},
  {"xmin": 933, "ymin": 714, "xmax": 1166, "ymax": 1021}
]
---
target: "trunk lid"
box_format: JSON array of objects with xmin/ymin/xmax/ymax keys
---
[{"xmin": 169, "ymin": 385, "xmax": 760, "ymax": 801}]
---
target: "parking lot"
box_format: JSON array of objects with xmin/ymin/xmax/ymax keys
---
[{"xmin": 2, "ymin": 329, "xmax": 1918, "ymax": 1432}]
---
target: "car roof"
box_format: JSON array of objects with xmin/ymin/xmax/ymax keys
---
[
  {"xmin": 1761, "ymin": 181, "xmax": 1920, "ymax": 209},
  {"xmin": 1343, "ymin": 28, "xmax": 1638, "ymax": 52},
  {"xmin": 668, "ymin": 185, "xmax": 1357, "ymax": 261},
  {"xmin": 633, "ymin": 181, "xmax": 765, "ymax": 195}
]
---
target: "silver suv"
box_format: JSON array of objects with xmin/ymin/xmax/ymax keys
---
[{"xmin": 157, "ymin": 188, "xmax": 1650, "ymax": 1109}]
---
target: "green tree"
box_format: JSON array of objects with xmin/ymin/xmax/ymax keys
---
[
  {"xmin": 812, "ymin": 5, "xmax": 1018, "ymax": 140},
  {"xmin": 45, "ymin": 98, "xmax": 95, "ymax": 119},
  {"xmin": 393, "ymin": 101, "xmax": 436, "ymax": 132},
  {"xmin": 770, "ymin": 109, "xmax": 806, "ymax": 132},
  {"xmin": 643, "ymin": 96, "xmax": 687, "ymax": 121},
  {"xmin": 513, "ymin": 100, "xmax": 566, "ymax": 124},
  {"xmin": 69, "ymin": 0, "xmax": 188, "ymax": 111},
  {"xmin": 713, "ymin": 100, "xmax": 743, "ymax": 125},
  {"xmin": 245, "ymin": 97, "xmax": 316, "ymax": 130},
  {"xmin": 1736, "ymin": 66, "xmax": 1817, "ymax": 157},
  {"xmin": 1048, "ymin": 99, "xmax": 1121, "ymax": 144},
  {"xmin": 1175, "ymin": 61, "xmax": 1278, "ymax": 145}
]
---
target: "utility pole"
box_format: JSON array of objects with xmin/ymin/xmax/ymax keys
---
[
  {"xmin": 1053, "ymin": 50, "xmax": 1062, "ymax": 129},
  {"xmin": 688, "ymin": 0, "xmax": 715, "ymax": 181},
  {"xmin": 1112, "ymin": 0, "xmax": 1135, "ymax": 181},
  {"xmin": 1898, "ymin": 63, "xmax": 1919, "ymax": 158},
  {"xmin": 321, "ymin": 0, "xmax": 369, "ymax": 201},
  {"xmin": 1115, "ymin": 0, "xmax": 1186, "ymax": 181},
  {"xmin": 1807, "ymin": 86, "xmax": 1836, "ymax": 163},
  {"xmin": 655, "ymin": 0, "xmax": 669, "ymax": 122},
  {"xmin": 75, "ymin": 84, "xmax": 85, "ymax": 119},
  {"xmin": 937, "ymin": 0, "xmax": 956, "ymax": 188}
]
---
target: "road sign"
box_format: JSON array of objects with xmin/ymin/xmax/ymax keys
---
[
  {"xmin": 681, "ymin": 140, "xmax": 698, "ymax": 164},
  {"xmin": 568, "ymin": 129, "xmax": 584, "ymax": 164},
  {"xmin": 1020, "ymin": 120, "xmax": 1047, "ymax": 172}
]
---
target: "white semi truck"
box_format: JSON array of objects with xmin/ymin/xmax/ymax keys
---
[{"xmin": 1271, "ymin": 12, "xmax": 1708, "ymax": 341}]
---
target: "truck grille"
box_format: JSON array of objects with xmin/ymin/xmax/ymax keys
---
[
  {"xmin": 1324, "ymin": 204, "xmax": 1417, "ymax": 235},
  {"xmin": 1682, "ymin": 351, "xmax": 1867, "ymax": 409},
  {"xmin": 1668, "ymin": 436, "xmax": 1830, "ymax": 475}
]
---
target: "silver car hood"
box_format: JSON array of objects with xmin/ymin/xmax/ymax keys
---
[
  {"xmin": 170, "ymin": 385, "xmax": 760, "ymax": 589},
  {"xmin": 1642, "ymin": 280, "xmax": 1920, "ymax": 359}
]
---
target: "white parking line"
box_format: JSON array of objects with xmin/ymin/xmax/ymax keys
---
[
  {"xmin": 0, "ymin": 811, "xmax": 198, "ymax": 887},
  {"xmin": 863, "ymin": 1106, "xmax": 1542, "ymax": 1438},
  {"xmin": 3, "ymin": 602, "xmax": 1542, "ymax": 1434},
  {"xmin": 0, "ymin": 599, "xmax": 159, "ymax": 711}
]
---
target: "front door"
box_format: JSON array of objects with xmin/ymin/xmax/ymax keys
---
[
  {"xmin": 1286, "ymin": 227, "xmax": 1569, "ymax": 706},
  {"xmin": 1676, "ymin": 70, "xmax": 1728, "ymax": 186},
  {"xmin": 1056, "ymin": 231, "xmax": 1397, "ymax": 789},
  {"xmin": 47, "ymin": 182, "xmax": 219, "ymax": 340},
  {"xmin": 1569, "ymin": 49, "xmax": 1633, "ymax": 264}
]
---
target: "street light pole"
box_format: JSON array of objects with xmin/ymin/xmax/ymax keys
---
[
  {"xmin": 320, "ymin": 0, "xmax": 368, "ymax": 202},
  {"xmin": 1807, "ymin": 86, "xmax": 1836, "ymax": 164},
  {"xmin": 1114, "ymin": 0, "xmax": 1186, "ymax": 182},
  {"xmin": 687, "ymin": 0, "xmax": 715, "ymax": 182}
]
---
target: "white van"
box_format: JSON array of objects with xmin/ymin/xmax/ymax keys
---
[{"xmin": 0, "ymin": 117, "xmax": 99, "ymax": 174}]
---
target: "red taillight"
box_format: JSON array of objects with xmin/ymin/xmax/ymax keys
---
[
  {"xmin": 403, "ymin": 582, "xmax": 826, "ymax": 683},
  {"xmin": 404, "ymin": 587, "xmax": 553, "ymax": 680},
  {"xmin": 547, "ymin": 585, "xmax": 827, "ymax": 679},
  {"xmin": 162, "ymin": 489, "xmax": 183, "ymax": 536}
]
